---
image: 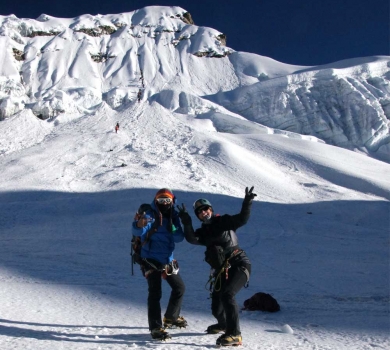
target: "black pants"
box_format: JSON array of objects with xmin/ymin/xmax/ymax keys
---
[
  {"xmin": 147, "ymin": 269, "xmax": 186, "ymax": 331},
  {"xmin": 211, "ymin": 264, "xmax": 251, "ymax": 336}
]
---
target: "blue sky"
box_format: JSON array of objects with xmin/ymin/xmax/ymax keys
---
[{"xmin": 0, "ymin": 0, "xmax": 388, "ymax": 66}]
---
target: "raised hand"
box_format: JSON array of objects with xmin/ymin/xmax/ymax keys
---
[
  {"xmin": 244, "ymin": 186, "xmax": 257, "ymax": 202},
  {"xmin": 177, "ymin": 204, "xmax": 192, "ymax": 225},
  {"xmin": 136, "ymin": 212, "xmax": 152, "ymax": 228}
]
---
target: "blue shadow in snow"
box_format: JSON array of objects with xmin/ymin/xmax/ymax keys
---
[{"xmin": 0, "ymin": 188, "xmax": 388, "ymax": 334}]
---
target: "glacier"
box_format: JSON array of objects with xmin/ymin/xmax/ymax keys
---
[{"xmin": 0, "ymin": 6, "xmax": 389, "ymax": 159}]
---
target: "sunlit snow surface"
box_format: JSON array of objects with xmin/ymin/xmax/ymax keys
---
[
  {"xmin": 0, "ymin": 6, "xmax": 389, "ymax": 156},
  {"xmin": 0, "ymin": 6, "xmax": 389, "ymax": 350}
]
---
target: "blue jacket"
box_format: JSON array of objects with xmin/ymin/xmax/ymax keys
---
[{"xmin": 132, "ymin": 201, "xmax": 184, "ymax": 265}]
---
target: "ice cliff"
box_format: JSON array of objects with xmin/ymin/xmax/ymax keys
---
[{"xmin": 0, "ymin": 6, "xmax": 388, "ymax": 157}]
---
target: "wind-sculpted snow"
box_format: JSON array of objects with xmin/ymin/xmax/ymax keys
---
[
  {"xmin": 0, "ymin": 8, "xmax": 389, "ymax": 350},
  {"xmin": 207, "ymin": 57, "xmax": 390, "ymax": 155},
  {"xmin": 0, "ymin": 6, "xmax": 389, "ymax": 159},
  {"xmin": 0, "ymin": 6, "xmax": 231, "ymax": 117}
]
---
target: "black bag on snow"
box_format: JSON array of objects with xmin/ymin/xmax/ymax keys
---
[{"xmin": 243, "ymin": 292, "xmax": 280, "ymax": 312}]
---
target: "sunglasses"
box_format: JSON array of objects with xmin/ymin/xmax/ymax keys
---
[
  {"xmin": 196, "ymin": 206, "xmax": 211, "ymax": 214},
  {"xmin": 156, "ymin": 197, "xmax": 172, "ymax": 204}
]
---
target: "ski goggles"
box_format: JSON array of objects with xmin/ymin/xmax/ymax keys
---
[{"xmin": 156, "ymin": 197, "xmax": 172, "ymax": 204}]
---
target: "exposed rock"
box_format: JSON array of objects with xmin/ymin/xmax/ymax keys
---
[
  {"xmin": 217, "ymin": 34, "xmax": 227, "ymax": 46},
  {"xmin": 90, "ymin": 52, "xmax": 116, "ymax": 62},
  {"xmin": 75, "ymin": 25, "xmax": 116, "ymax": 37},
  {"xmin": 193, "ymin": 52, "xmax": 209, "ymax": 57},
  {"xmin": 0, "ymin": 7, "xmax": 387, "ymax": 157},
  {"xmin": 193, "ymin": 50, "xmax": 232, "ymax": 58},
  {"xmin": 26, "ymin": 30, "xmax": 60, "ymax": 38},
  {"xmin": 181, "ymin": 12, "xmax": 194, "ymax": 25},
  {"xmin": 12, "ymin": 48, "xmax": 25, "ymax": 61}
]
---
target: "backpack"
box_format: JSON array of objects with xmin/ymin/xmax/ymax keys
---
[
  {"xmin": 242, "ymin": 292, "xmax": 280, "ymax": 312},
  {"xmin": 131, "ymin": 235, "xmax": 144, "ymax": 266},
  {"xmin": 131, "ymin": 203, "xmax": 154, "ymax": 267}
]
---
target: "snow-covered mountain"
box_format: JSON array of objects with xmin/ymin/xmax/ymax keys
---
[
  {"xmin": 0, "ymin": 6, "xmax": 389, "ymax": 158},
  {"xmin": 0, "ymin": 6, "xmax": 389, "ymax": 350}
]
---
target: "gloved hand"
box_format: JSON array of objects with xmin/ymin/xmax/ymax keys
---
[
  {"xmin": 177, "ymin": 204, "xmax": 192, "ymax": 225},
  {"xmin": 136, "ymin": 212, "xmax": 153, "ymax": 228},
  {"xmin": 244, "ymin": 186, "xmax": 257, "ymax": 203}
]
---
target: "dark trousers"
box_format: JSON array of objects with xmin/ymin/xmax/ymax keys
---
[
  {"xmin": 147, "ymin": 269, "xmax": 186, "ymax": 330},
  {"xmin": 211, "ymin": 264, "xmax": 251, "ymax": 336}
]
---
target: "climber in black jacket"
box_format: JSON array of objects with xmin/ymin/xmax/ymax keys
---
[{"xmin": 177, "ymin": 186, "xmax": 256, "ymax": 347}]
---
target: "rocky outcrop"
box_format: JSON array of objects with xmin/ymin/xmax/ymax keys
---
[
  {"xmin": 75, "ymin": 26, "xmax": 116, "ymax": 37},
  {"xmin": 26, "ymin": 30, "xmax": 60, "ymax": 38},
  {"xmin": 90, "ymin": 52, "xmax": 116, "ymax": 63},
  {"xmin": 194, "ymin": 49, "xmax": 232, "ymax": 58},
  {"xmin": 0, "ymin": 7, "xmax": 387, "ymax": 157},
  {"xmin": 217, "ymin": 34, "xmax": 227, "ymax": 46},
  {"xmin": 181, "ymin": 12, "xmax": 194, "ymax": 25},
  {"xmin": 12, "ymin": 48, "xmax": 25, "ymax": 61}
]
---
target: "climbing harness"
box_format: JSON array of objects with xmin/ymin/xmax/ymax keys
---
[
  {"xmin": 143, "ymin": 259, "xmax": 180, "ymax": 279},
  {"xmin": 162, "ymin": 260, "xmax": 179, "ymax": 279},
  {"xmin": 205, "ymin": 249, "xmax": 248, "ymax": 295}
]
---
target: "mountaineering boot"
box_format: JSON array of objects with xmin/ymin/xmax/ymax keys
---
[
  {"xmin": 163, "ymin": 316, "xmax": 188, "ymax": 329},
  {"xmin": 206, "ymin": 323, "xmax": 226, "ymax": 334},
  {"xmin": 216, "ymin": 334, "xmax": 242, "ymax": 346},
  {"xmin": 151, "ymin": 328, "xmax": 171, "ymax": 341}
]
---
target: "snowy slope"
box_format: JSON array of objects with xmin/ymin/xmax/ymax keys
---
[
  {"xmin": 0, "ymin": 6, "xmax": 389, "ymax": 350},
  {"xmin": 0, "ymin": 102, "xmax": 389, "ymax": 350},
  {"xmin": 0, "ymin": 6, "xmax": 389, "ymax": 157}
]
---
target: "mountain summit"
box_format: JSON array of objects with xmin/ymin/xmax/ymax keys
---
[
  {"xmin": 0, "ymin": 9, "xmax": 389, "ymax": 349},
  {"xmin": 0, "ymin": 5, "xmax": 389, "ymax": 158}
]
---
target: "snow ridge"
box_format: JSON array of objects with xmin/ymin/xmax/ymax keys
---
[
  {"xmin": 0, "ymin": 6, "xmax": 389, "ymax": 350},
  {"xmin": 0, "ymin": 5, "xmax": 389, "ymax": 159}
]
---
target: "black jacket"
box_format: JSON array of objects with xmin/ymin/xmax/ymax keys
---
[{"xmin": 183, "ymin": 199, "xmax": 252, "ymax": 267}]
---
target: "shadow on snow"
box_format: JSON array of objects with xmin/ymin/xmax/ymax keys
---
[{"xmin": 0, "ymin": 188, "xmax": 388, "ymax": 335}]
